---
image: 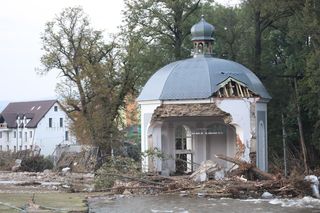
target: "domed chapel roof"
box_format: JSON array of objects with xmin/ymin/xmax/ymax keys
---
[{"xmin": 138, "ymin": 17, "xmax": 271, "ymax": 101}]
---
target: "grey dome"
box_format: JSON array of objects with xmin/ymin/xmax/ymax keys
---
[
  {"xmin": 191, "ymin": 16, "xmax": 215, "ymax": 41},
  {"xmin": 138, "ymin": 56, "xmax": 271, "ymax": 101}
]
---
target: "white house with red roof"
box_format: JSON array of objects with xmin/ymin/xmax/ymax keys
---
[{"xmin": 0, "ymin": 100, "xmax": 76, "ymax": 156}]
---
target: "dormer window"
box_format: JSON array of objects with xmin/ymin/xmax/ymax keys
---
[
  {"xmin": 37, "ymin": 106, "xmax": 41, "ymax": 110},
  {"xmin": 54, "ymin": 106, "xmax": 58, "ymax": 112},
  {"xmin": 31, "ymin": 106, "xmax": 35, "ymax": 111}
]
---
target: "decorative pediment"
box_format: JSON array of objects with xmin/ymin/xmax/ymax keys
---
[{"xmin": 213, "ymin": 77, "xmax": 257, "ymax": 98}]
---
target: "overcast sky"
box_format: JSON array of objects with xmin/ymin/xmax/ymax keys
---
[{"xmin": 0, "ymin": 0, "xmax": 239, "ymax": 104}]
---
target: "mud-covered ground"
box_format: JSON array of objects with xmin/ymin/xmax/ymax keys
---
[
  {"xmin": 0, "ymin": 171, "xmax": 94, "ymax": 192},
  {"xmin": 0, "ymin": 171, "xmax": 96, "ymax": 212}
]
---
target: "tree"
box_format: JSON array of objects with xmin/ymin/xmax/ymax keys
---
[
  {"xmin": 123, "ymin": 0, "xmax": 204, "ymax": 61},
  {"xmin": 201, "ymin": 4, "xmax": 242, "ymax": 60},
  {"xmin": 39, "ymin": 7, "xmax": 136, "ymax": 164},
  {"xmin": 243, "ymin": 0, "xmax": 301, "ymax": 74}
]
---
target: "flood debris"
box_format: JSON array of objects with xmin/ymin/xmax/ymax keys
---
[
  {"xmin": 11, "ymin": 159, "xmax": 22, "ymax": 172},
  {"xmin": 304, "ymin": 175, "xmax": 320, "ymax": 198},
  {"xmin": 189, "ymin": 160, "xmax": 224, "ymax": 182},
  {"xmin": 215, "ymin": 154, "xmax": 276, "ymax": 180},
  {"xmin": 261, "ymin": 191, "xmax": 274, "ymax": 199},
  {"xmin": 90, "ymin": 155, "xmax": 316, "ymax": 199},
  {"xmin": 1, "ymin": 152, "xmax": 319, "ymax": 203}
]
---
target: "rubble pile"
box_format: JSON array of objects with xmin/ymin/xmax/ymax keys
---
[
  {"xmin": 0, "ymin": 154, "xmax": 318, "ymax": 200},
  {"xmin": 97, "ymin": 155, "xmax": 317, "ymax": 199},
  {"xmin": 105, "ymin": 173, "xmax": 312, "ymax": 199}
]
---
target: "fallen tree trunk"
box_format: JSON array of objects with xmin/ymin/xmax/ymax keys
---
[{"xmin": 215, "ymin": 154, "xmax": 276, "ymax": 180}]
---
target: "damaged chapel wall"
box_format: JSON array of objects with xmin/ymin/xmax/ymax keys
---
[{"xmin": 215, "ymin": 99, "xmax": 253, "ymax": 162}]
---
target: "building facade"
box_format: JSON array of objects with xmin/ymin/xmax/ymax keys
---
[
  {"xmin": 138, "ymin": 16, "xmax": 271, "ymax": 174},
  {"xmin": 0, "ymin": 100, "xmax": 75, "ymax": 156}
]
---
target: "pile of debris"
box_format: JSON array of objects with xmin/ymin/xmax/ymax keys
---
[
  {"xmin": 99, "ymin": 154, "xmax": 316, "ymax": 199},
  {"xmin": 1, "ymin": 153, "xmax": 318, "ymax": 200}
]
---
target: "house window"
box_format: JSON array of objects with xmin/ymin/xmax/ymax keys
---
[
  {"xmin": 14, "ymin": 146, "xmax": 16, "ymax": 152},
  {"xmin": 65, "ymin": 131, "xmax": 69, "ymax": 141},
  {"xmin": 29, "ymin": 131, "xmax": 32, "ymax": 138},
  {"xmin": 19, "ymin": 145, "xmax": 22, "ymax": 151},
  {"xmin": 24, "ymin": 132, "xmax": 27, "ymax": 142},
  {"xmin": 30, "ymin": 145, "xmax": 33, "ymax": 150},
  {"xmin": 54, "ymin": 106, "xmax": 58, "ymax": 112},
  {"xmin": 0, "ymin": 145, "xmax": 2, "ymax": 151},
  {"xmin": 7, "ymin": 145, "xmax": 9, "ymax": 151},
  {"xmin": 49, "ymin": 118, "xmax": 52, "ymax": 128},
  {"xmin": 0, "ymin": 132, "xmax": 2, "ymax": 138},
  {"xmin": 60, "ymin": 118, "xmax": 63, "ymax": 127},
  {"xmin": 19, "ymin": 131, "xmax": 22, "ymax": 139},
  {"xmin": 14, "ymin": 131, "xmax": 16, "ymax": 138},
  {"xmin": 25, "ymin": 145, "xmax": 27, "ymax": 150},
  {"xmin": 6, "ymin": 132, "xmax": 9, "ymax": 141}
]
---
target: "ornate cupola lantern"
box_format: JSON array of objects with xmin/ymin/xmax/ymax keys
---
[
  {"xmin": 191, "ymin": 15, "xmax": 215, "ymax": 56},
  {"xmin": 137, "ymin": 16, "xmax": 271, "ymax": 175}
]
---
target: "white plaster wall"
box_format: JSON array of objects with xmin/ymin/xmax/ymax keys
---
[
  {"xmin": 34, "ymin": 103, "xmax": 75, "ymax": 156},
  {"xmin": 0, "ymin": 128, "xmax": 36, "ymax": 151},
  {"xmin": 215, "ymin": 99, "xmax": 253, "ymax": 161},
  {"xmin": 0, "ymin": 130, "xmax": 11, "ymax": 151}
]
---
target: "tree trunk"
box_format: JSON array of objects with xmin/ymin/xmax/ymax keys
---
[
  {"xmin": 215, "ymin": 154, "xmax": 276, "ymax": 180},
  {"xmin": 293, "ymin": 78, "xmax": 308, "ymax": 174},
  {"xmin": 254, "ymin": 11, "xmax": 262, "ymax": 73}
]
